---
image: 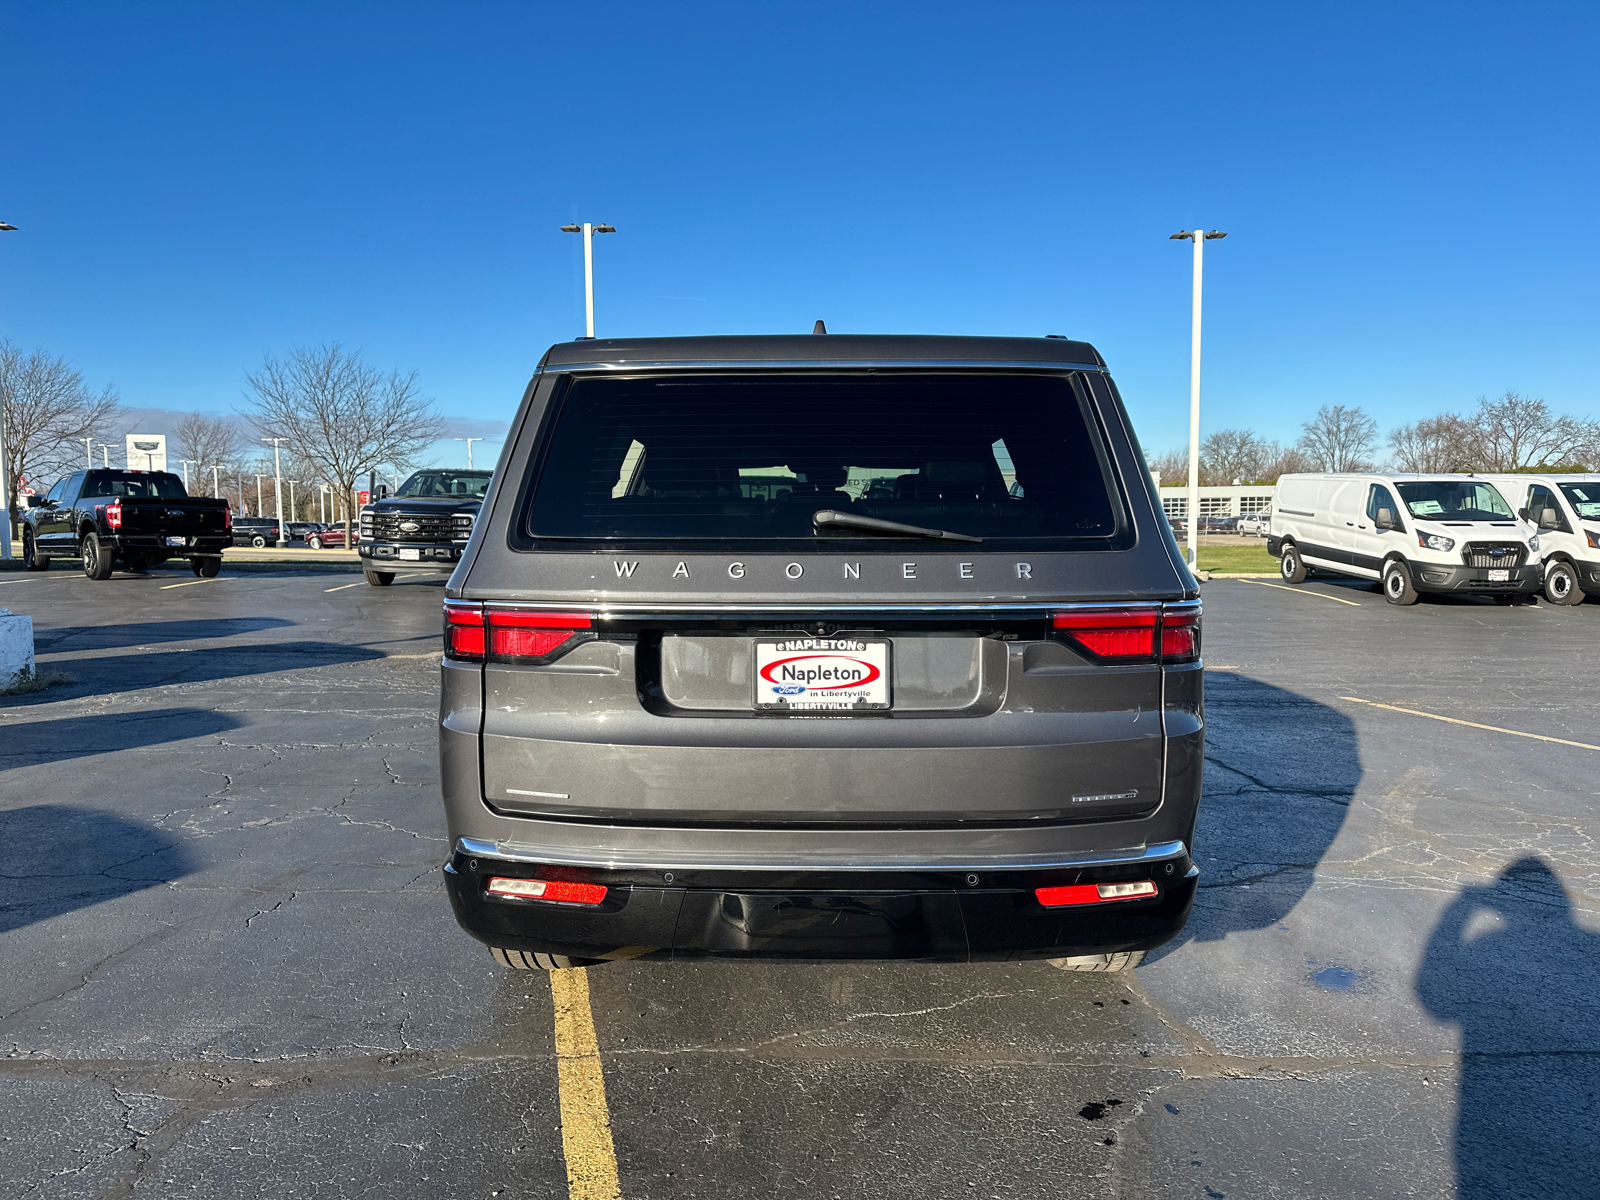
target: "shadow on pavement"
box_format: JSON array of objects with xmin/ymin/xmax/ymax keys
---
[
  {"xmin": 0, "ymin": 707, "xmax": 242, "ymax": 765},
  {"xmin": 1149, "ymin": 672, "xmax": 1360, "ymax": 960},
  {"xmin": 33, "ymin": 617, "xmax": 295, "ymax": 652},
  {"xmin": 1416, "ymin": 858, "xmax": 1600, "ymax": 1199},
  {"xmin": 0, "ymin": 804, "xmax": 198, "ymax": 934},
  {"xmin": 32, "ymin": 641, "xmax": 386, "ymax": 696}
]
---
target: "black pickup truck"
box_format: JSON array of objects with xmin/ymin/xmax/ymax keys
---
[
  {"xmin": 22, "ymin": 469, "xmax": 232, "ymax": 579},
  {"xmin": 357, "ymin": 469, "xmax": 489, "ymax": 585}
]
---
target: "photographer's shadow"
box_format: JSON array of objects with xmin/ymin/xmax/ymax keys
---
[
  {"xmin": 1416, "ymin": 858, "xmax": 1600, "ymax": 1199},
  {"xmin": 1148, "ymin": 672, "xmax": 1361, "ymax": 960}
]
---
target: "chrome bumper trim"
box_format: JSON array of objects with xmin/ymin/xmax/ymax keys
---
[{"xmin": 454, "ymin": 836, "xmax": 1189, "ymax": 874}]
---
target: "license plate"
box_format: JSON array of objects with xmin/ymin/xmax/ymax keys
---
[
  {"xmin": 166, "ymin": 536, "xmax": 187, "ymax": 546},
  {"xmin": 755, "ymin": 638, "xmax": 891, "ymax": 711},
  {"xmin": 398, "ymin": 548, "xmax": 421, "ymax": 561},
  {"xmin": 1488, "ymin": 569, "xmax": 1509, "ymax": 582}
]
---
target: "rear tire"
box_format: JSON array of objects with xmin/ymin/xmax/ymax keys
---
[
  {"xmin": 22, "ymin": 531, "xmax": 49, "ymax": 572},
  {"xmin": 192, "ymin": 556, "xmax": 222, "ymax": 578},
  {"xmin": 1382, "ymin": 558, "xmax": 1418, "ymax": 605},
  {"xmin": 250, "ymin": 534, "xmax": 267, "ymax": 548},
  {"xmin": 491, "ymin": 947, "xmax": 602, "ymax": 970},
  {"xmin": 81, "ymin": 533, "xmax": 114, "ymax": 580},
  {"xmin": 363, "ymin": 570, "xmax": 394, "ymax": 586},
  {"xmin": 307, "ymin": 536, "xmax": 323, "ymax": 550},
  {"xmin": 1279, "ymin": 542, "xmax": 1307, "ymax": 584},
  {"xmin": 1048, "ymin": 951, "xmax": 1146, "ymax": 973},
  {"xmin": 1544, "ymin": 561, "xmax": 1585, "ymax": 606}
]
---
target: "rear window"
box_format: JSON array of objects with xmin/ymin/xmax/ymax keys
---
[
  {"xmin": 522, "ymin": 374, "xmax": 1122, "ymax": 544},
  {"xmin": 80, "ymin": 471, "xmax": 187, "ymax": 500}
]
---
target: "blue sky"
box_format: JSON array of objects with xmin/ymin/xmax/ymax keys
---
[{"xmin": 2, "ymin": 0, "xmax": 1598, "ymax": 468}]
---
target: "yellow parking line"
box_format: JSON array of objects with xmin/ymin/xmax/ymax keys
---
[
  {"xmin": 1342, "ymin": 696, "xmax": 1600, "ymax": 753},
  {"xmin": 550, "ymin": 968, "xmax": 622, "ymax": 1200},
  {"xmin": 324, "ymin": 581, "xmax": 365, "ymax": 593},
  {"xmin": 159, "ymin": 578, "xmax": 221, "ymax": 590},
  {"xmin": 1245, "ymin": 579, "xmax": 1361, "ymax": 606}
]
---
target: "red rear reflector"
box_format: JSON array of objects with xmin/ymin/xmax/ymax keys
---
[
  {"xmin": 1035, "ymin": 880, "xmax": 1158, "ymax": 907},
  {"xmin": 1051, "ymin": 608, "xmax": 1158, "ymax": 659},
  {"xmin": 486, "ymin": 877, "xmax": 608, "ymax": 905},
  {"xmin": 486, "ymin": 609, "xmax": 592, "ymax": 661},
  {"xmin": 444, "ymin": 605, "xmax": 486, "ymax": 660}
]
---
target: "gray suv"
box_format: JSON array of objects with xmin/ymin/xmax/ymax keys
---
[{"xmin": 439, "ymin": 334, "xmax": 1203, "ymax": 971}]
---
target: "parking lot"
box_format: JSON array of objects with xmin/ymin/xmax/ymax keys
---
[{"xmin": 2, "ymin": 565, "xmax": 1597, "ymax": 1198}]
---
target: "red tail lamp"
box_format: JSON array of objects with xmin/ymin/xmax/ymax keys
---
[
  {"xmin": 1035, "ymin": 880, "xmax": 1158, "ymax": 908},
  {"xmin": 104, "ymin": 502, "xmax": 123, "ymax": 530},
  {"xmin": 1051, "ymin": 605, "xmax": 1200, "ymax": 663},
  {"xmin": 486, "ymin": 877, "xmax": 608, "ymax": 905},
  {"xmin": 1161, "ymin": 608, "xmax": 1200, "ymax": 659},
  {"xmin": 444, "ymin": 605, "xmax": 485, "ymax": 660},
  {"xmin": 487, "ymin": 609, "xmax": 591, "ymax": 661}
]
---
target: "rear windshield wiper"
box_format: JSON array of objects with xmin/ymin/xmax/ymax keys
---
[{"xmin": 813, "ymin": 509, "xmax": 983, "ymax": 544}]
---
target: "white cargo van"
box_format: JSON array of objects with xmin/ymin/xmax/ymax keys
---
[
  {"xmin": 1481, "ymin": 473, "xmax": 1600, "ymax": 605},
  {"xmin": 1267, "ymin": 473, "xmax": 1542, "ymax": 605}
]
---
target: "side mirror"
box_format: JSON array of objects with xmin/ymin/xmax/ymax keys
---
[
  {"xmin": 1375, "ymin": 508, "xmax": 1396, "ymax": 531},
  {"xmin": 377, "ymin": 485, "xmax": 391, "ymax": 500},
  {"xmin": 24, "ymin": 495, "xmax": 45, "ymax": 509},
  {"xmin": 1539, "ymin": 508, "xmax": 1559, "ymax": 530}
]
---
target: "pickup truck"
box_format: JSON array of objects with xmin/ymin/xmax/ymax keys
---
[
  {"xmin": 357, "ymin": 468, "xmax": 488, "ymax": 585},
  {"xmin": 22, "ymin": 469, "xmax": 232, "ymax": 579}
]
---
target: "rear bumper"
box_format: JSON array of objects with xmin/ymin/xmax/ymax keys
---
[
  {"xmin": 1412, "ymin": 563, "xmax": 1541, "ymax": 594},
  {"xmin": 112, "ymin": 535, "xmax": 229, "ymax": 555},
  {"xmin": 360, "ymin": 541, "xmax": 462, "ymax": 569},
  {"xmin": 444, "ymin": 838, "xmax": 1198, "ymax": 962}
]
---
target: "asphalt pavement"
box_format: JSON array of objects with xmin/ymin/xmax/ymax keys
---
[{"xmin": 2, "ymin": 564, "xmax": 1597, "ymax": 1199}]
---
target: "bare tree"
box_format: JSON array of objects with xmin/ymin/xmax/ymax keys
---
[
  {"xmin": 0, "ymin": 340, "xmax": 123, "ymax": 526},
  {"xmin": 1388, "ymin": 414, "xmax": 1477, "ymax": 473},
  {"xmin": 1145, "ymin": 446, "xmax": 1189, "ymax": 487},
  {"xmin": 1256, "ymin": 442, "xmax": 1314, "ymax": 481},
  {"xmin": 241, "ymin": 344, "xmax": 444, "ymax": 544},
  {"xmin": 172, "ymin": 414, "xmax": 242, "ymax": 493},
  {"xmin": 1200, "ymin": 429, "xmax": 1266, "ymax": 484},
  {"xmin": 1467, "ymin": 391, "xmax": 1594, "ymax": 470},
  {"xmin": 1297, "ymin": 405, "xmax": 1377, "ymax": 472}
]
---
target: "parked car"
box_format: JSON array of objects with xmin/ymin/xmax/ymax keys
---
[
  {"xmin": 231, "ymin": 517, "xmax": 282, "ymax": 548},
  {"xmin": 439, "ymin": 332, "xmax": 1202, "ymax": 973},
  {"xmin": 357, "ymin": 469, "xmax": 491, "ymax": 586},
  {"xmin": 1480, "ymin": 473, "xmax": 1600, "ymax": 605},
  {"xmin": 306, "ymin": 524, "xmax": 361, "ymax": 549},
  {"xmin": 22, "ymin": 469, "xmax": 230, "ymax": 579},
  {"xmin": 1236, "ymin": 512, "xmax": 1271, "ymax": 536},
  {"xmin": 1269, "ymin": 473, "xmax": 1541, "ymax": 605}
]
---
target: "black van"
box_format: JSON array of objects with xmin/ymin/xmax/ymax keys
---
[{"xmin": 438, "ymin": 334, "xmax": 1203, "ymax": 971}]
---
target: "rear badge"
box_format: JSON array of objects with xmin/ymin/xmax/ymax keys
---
[
  {"xmin": 754, "ymin": 638, "xmax": 891, "ymax": 711},
  {"xmin": 1071, "ymin": 790, "xmax": 1139, "ymax": 804}
]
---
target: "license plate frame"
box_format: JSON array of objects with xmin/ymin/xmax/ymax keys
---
[
  {"xmin": 165, "ymin": 536, "xmax": 187, "ymax": 547},
  {"xmin": 398, "ymin": 548, "xmax": 421, "ymax": 561},
  {"xmin": 1487, "ymin": 568, "xmax": 1510, "ymax": 582},
  {"xmin": 753, "ymin": 638, "xmax": 892, "ymax": 712}
]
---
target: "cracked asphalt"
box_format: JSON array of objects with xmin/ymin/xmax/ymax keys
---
[{"xmin": 2, "ymin": 567, "xmax": 1597, "ymax": 1198}]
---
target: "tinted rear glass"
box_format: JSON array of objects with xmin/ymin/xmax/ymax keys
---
[
  {"xmin": 80, "ymin": 471, "xmax": 187, "ymax": 499},
  {"xmin": 524, "ymin": 374, "xmax": 1121, "ymax": 543}
]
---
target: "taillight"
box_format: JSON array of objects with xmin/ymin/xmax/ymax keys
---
[
  {"xmin": 223, "ymin": 507, "xmax": 232, "ymax": 530},
  {"xmin": 1035, "ymin": 880, "xmax": 1158, "ymax": 908},
  {"xmin": 486, "ymin": 609, "xmax": 592, "ymax": 662},
  {"xmin": 442, "ymin": 605, "xmax": 595, "ymax": 664},
  {"xmin": 486, "ymin": 877, "xmax": 607, "ymax": 905},
  {"xmin": 1050, "ymin": 604, "xmax": 1200, "ymax": 663},
  {"xmin": 104, "ymin": 502, "xmax": 123, "ymax": 530},
  {"xmin": 443, "ymin": 604, "xmax": 485, "ymax": 661}
]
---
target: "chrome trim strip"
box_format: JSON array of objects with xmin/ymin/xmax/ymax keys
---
[
  {"xmin": 451, "ymin": 600, "xmax": 1188, "ymax": 615},
  {"xmin": 542, "ymin": 359, "xmax": 1102, "ymax": 374},
  {"xmin": 455, "ymin": 836, "xmax": 1188, "ymax": 873}
]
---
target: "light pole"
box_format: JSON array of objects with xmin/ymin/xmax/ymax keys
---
[
  {"xmin": 178, "ymin": 459, "xmax": 198, "ymax": 491},
  {"xmin": 560, "ymin": 222, "xmax": 615, "ymax": 338},
  {"xmin": 1169, "ymin": 228, "xmax": 1228, "ymax": 570},
  {"xmin": 81, "ymin": 437, "xmax": 95, "ymax": 468},
  {"xmin": 0, "ymin": 220, "xmax": 14, "ymax": 558},
  {"xmin": 455, "ymin": 437, "xmax": 487, "ymax": 469},
  {"xmin": 96, "ymin": 442, "xmax": 114, "ymax": 467},
  {"xmin": 254, "ymin": 474, "xmax": 266, "ymax": 519},
  {"xmin": 209, "ymin": 464, "xmax": 222, "ymax": 499},
  {"xmin": 287, "ymin": 479, "xmax": 301, "ymax": 527},
  {"xmin": 261, "ymin": 438, "xmax": 288, "ymax": 546}
]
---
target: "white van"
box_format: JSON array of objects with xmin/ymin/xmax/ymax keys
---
[
  {"xmin": 1267, "ymin": 473, "xmax": 1542, "ymax": 605},
  {"xmin": 1480, "ymin": 473, "xmax": 1600, "ymax": 605}
]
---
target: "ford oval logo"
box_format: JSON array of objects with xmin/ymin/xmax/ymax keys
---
[
  {"xmin": 399, "ymin": 521, "xmax": 420, "ymax": 533},
  {"xmin": 166, "ymin": 510, "xmax": 186, "ymax": 519}
]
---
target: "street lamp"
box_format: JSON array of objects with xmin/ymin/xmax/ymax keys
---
[
  {"xmin": 254, "ymin": 474, "xmax": 266, "ymax": 519},
  {"xmin": 178, "ymin": 459, "xmax": 198, "ymax": 491},
  {"xmin": 560, "ymin": 222, "xmax": 615, "ymax": 338},
  {"xmin": 455, "ymin": 437, "xmax": 491, "ymax": 469},
  {"xmin": 1169, "ymin": 228, "xmax": 1228, "ymax": 570},
  {"xmin": 0, "ymin": 221, "xmax": 14, "ymax": 558},
  {"xmin": 95, "ymin": 442, "xmax": 115, "ymax": 467},
  {"xmin": 209, "ymin": 464, "xmax": 222, "ymax": 500},
  {"xmin": 261, "ymin": 438, "xmax": 288, "ymax": 547}
]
